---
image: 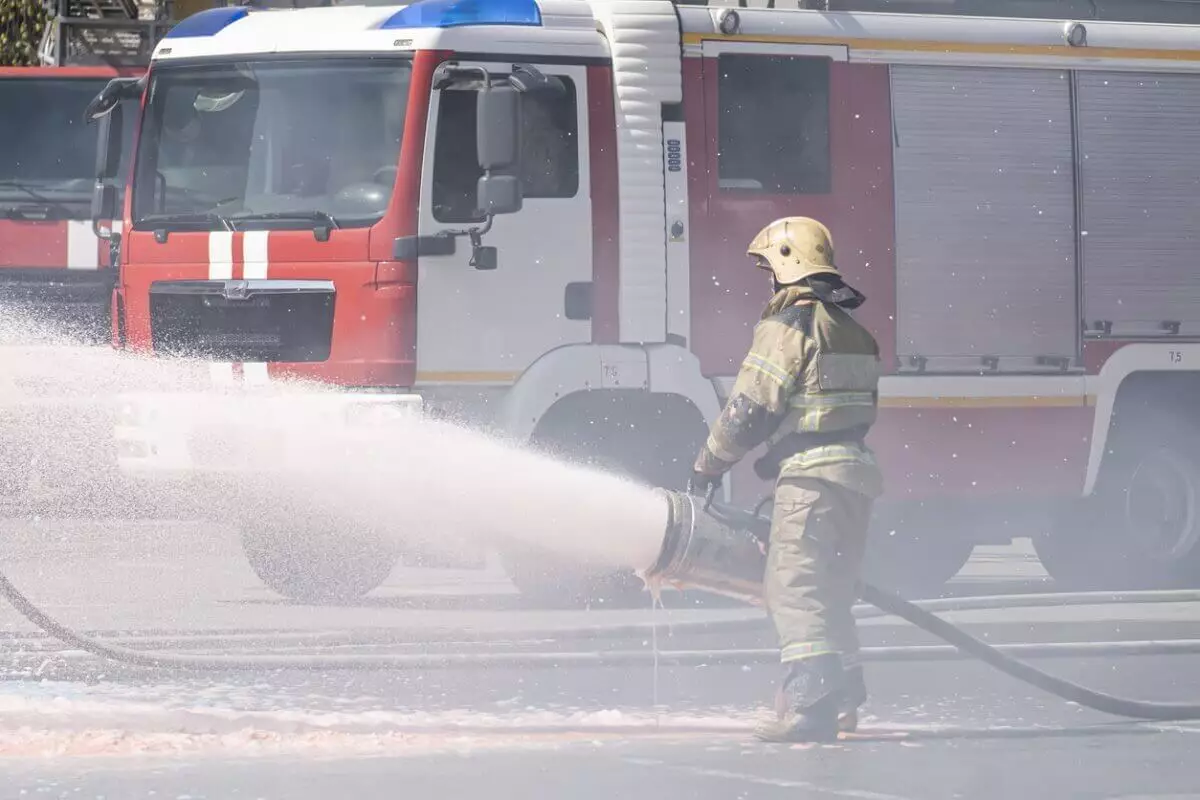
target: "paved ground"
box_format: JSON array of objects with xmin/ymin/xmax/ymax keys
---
[
  {"xmin": 1, "ymin": 518, "xmax": 1199, "ymax": 798},
  {"xmin": 8, "ymin": 725, "xmax": 1200, "ymax": 800},
  {"xmin": 2, "ymin": 653, "xmax": 1200, "ymax": 799}
]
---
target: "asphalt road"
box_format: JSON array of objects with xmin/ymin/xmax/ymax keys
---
[
  {"xmin": 8, "ymin": 724, "xmax": 1200, "ymax": 800},
  {"xmin": 2, "ymin": 654, "xmax": 1199, "ymax": 799},
  {"xmin": 1, "ymin": 519, "xmax": 1199, "ymax": 799}
]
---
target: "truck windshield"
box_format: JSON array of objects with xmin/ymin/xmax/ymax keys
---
[
  {"xmin": 0, "ymin": 77, "xmax": 132, "ymax": 203},
  {"xmin": 131, "ymin": 58, "xmax": 411, "ymax": 230}
]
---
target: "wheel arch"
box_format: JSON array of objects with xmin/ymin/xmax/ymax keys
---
[
  {"xmin": 1085, "ymin": 344, "xmax": 1200, "ymax": 495},
  {"xmin": 493, "ymin": 343, "xmax": 725, "ymax": 491}
]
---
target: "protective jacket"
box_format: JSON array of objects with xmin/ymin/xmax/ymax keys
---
[{"xmin": 693, "ymin": 284, "xmax": 883, "ymax": 498}]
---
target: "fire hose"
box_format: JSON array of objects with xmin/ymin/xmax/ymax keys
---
[{"xmin": 2, "ymin": 488, "xmax": 1200, "ymax": 722}]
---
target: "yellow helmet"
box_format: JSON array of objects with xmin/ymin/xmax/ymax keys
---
[{"xmin": 747, "ymin": 216, "xmax": 840, "ymax": 285}]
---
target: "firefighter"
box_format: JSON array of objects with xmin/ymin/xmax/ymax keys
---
[{"xmin": 686, "ymin": 216, "xmax": 883, "ymax": 743}]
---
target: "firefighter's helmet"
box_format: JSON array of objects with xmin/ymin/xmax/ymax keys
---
[{"xmin": 747, "ymin": 216, "xmax": 840, "ymax": 285}]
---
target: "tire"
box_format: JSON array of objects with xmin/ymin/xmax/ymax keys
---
[
  {"xmin": 861, "ymin": 522, "xmax": 976, "ymax": 599},
  {"xmin": 1034, "ymin": 413, "xmax": 1200, "ymax": 591},
  {"xmin": 240, "ymin": 522, "xmax": 400, "ymax": 603},
  {"xmin": 501, "ymin": 396, "xmax": 706, "ymax": 609},
  {"xmin": 499, "ymin": 550, "xmax": 650, "ymax": 609}
]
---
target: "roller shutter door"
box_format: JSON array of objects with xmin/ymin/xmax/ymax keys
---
[
  {"xmin": 891, "ymin": 66, "xmax": 1078, "ymax": 373},
  {"xmin": 1077, "ymin": 72, "xmax": 1200, "ymax": 337}
]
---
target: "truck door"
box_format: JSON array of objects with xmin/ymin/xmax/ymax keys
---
[{"xmin": 414, "ymin": 61, "xmax": 592, "ymax": 387}]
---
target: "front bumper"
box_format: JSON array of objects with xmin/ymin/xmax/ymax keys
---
[
  {"xmin": 111, "ymin": 388, "xmax": 492, "ymax": 568},
  {"xmin": 113, "ymin": 390, "xmax": 424, "ymax": 477},
  {"xmin": 0, "ymin": 268, "xmax": 115, "ymax": 339}
]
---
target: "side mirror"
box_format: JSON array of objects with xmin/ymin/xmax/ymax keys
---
[
  {"xmin": 509, "ymin": 64, "xmax": 566, "ymax": 97},
  {"xmin": 94, "ymin": 104, "xmax": 125, "ymax": 184},
  {"xmin": 84, "ymin": 81, "xmax": 120, "ymax": 122},
  {"xmin": 91, "ymin": 183, "xmax": 119, "ymax": 240},
  {"xmin": 476, "ymin": 173, "xmax": 522, "ymax": 217},
  {"xmin": 85, "ymin": 76, "xmax": 142, "ymax": 122},
  {"xmin": 476, "ymin": 85, "xmax": 521, "ymax": 170}
]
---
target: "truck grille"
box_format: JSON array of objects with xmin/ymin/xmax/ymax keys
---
[{"xmin": 149, "ymin": 280, "xmax": 335, "ymax": 363}]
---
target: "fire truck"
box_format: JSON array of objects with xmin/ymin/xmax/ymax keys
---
[
  {"xmin": 0, "ymin": 0, "xmax": 169, "ymax": 340},
  {"xmin": 85, "ymin": 0, "xmax": 1200, "ymax": 605}
]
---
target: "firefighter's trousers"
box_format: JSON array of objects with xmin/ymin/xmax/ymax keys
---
[{"xmin": 763, "ymin": 475, "xmax": 873, "ymax": 667}]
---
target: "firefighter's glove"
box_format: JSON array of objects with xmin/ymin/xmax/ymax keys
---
[{"xmin": 686, "ymin": 471, "xmax": 722, "ymax": 499}]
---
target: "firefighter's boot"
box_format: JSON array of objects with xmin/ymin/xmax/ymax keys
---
[
  {"xmin": 838, "ymin": 665, "xmax": 867, "ymax": 733},
  {"xmin": 756, "ymin": 653, "xmax": 845, "ymax": 743}
]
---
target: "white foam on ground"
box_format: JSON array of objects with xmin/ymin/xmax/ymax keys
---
[
  {"xmin": 0, "ymin": 687, "xmax": 763, "ymax": 759},
  {"xmin": 0, "ymin": 690, "xmax": 759, "ymax": 735},
  {"xmin": 0, "ymin": 728, "xmax": 657, "ymax": 759}
]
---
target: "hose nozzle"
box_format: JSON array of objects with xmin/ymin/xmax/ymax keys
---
[{"xmin": 641, "ymin": 489, "xmax": 769, "ymax": 606}]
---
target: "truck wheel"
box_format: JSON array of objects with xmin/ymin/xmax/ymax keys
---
[
  {"xmin": 861, "ymin": 510, "xmax": 976, "ymax": 599},
  {"xmin": 501, "ymin": 394, "xmax": 707, "ymax": 609},
  {"xmin": 500, "ymin": 549, "xmax": 649, "ymax": 609},
  {"xmin": 498, "ymin": 435, "xmax": 673, "ymax": 610},
  {"xmin": 864, "ymin": 527, "xmax": 974, "ymax": 597},
  {"xmin": 1034, "ymin": 417, "xmax": 1200, "ymax": 590},
  {"xmin": 241, "ymin": 523, "xmax": 400, "ymax": 603}
]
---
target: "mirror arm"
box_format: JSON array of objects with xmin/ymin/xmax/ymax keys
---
[
  {"xmin": 438, "ymin": 212, "xmax": 494, "ymax": 243},
  {"xmin": 92, "ymin": 221, "xmax": 122, "ymax": 247},
  {"xmin": 470, "ymin": 214, "xmax": 495, "ymax": 241},
  {"xmin": 466, "ymin": 217, "xmax": 497, "ymax": 270},
  {"xmin": 433, "ymin": 63, "xmax": 490, "ymax": 92},
  {"xmin": 433, "ymin": 213, "xmax": 496, "ymax": 268}
]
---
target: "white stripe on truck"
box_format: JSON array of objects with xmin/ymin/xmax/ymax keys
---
[
  {"xmin": 242, "ymin": 230, "xmax": 269, "ymax": 279},
  {"xmin": 208, "ymin": 231, "xmax": 234, "ymax": 280},
  {"xmin": 66, "ymin": 220, "xmax": 98, "ymax": 270}
]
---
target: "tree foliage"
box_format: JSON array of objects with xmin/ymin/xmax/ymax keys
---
[{"xmin": 0, "ymin": 0, "xmax": 51, "ymax": 66}]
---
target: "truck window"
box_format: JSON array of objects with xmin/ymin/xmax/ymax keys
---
[
  {"xmin": 144, "ymin": 77, "xmax": 260, "ymax": 216},
  {"xmin": 431, "ymin": 75, "xmax": 579, "ymax": 224},
  {"xmin": 132, "ymin": 59, "xmax": 411, "ymax": 227},
  {"xmin": 716, "ymin": 54, "xmax": 831, "ymax": 195},
  {"xmin": 0, "ymin": 78, "xmax": 134, "ymax": 205}
]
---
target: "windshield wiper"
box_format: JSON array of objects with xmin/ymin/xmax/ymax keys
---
[
  {"xmin": 228, "ymin": 210, "xmax": 341, "ymax": 229},
  {"xmin": 136, "ymin": 210, "xmax": 341, "ymax": 240},
  {"xmin": 139, "ymin": 212, "xmax": 235, "ymax": 232},
  {"xmin": 0, "ymin": 180, "xmax": 53, "ymax": 204},
  {"xmin": 226, "ymin": 210, "xmax": 342, "ymax": 242},
  {"xmin": 0, "ymin": 182, "xmax": 77, "ymax": 219}
]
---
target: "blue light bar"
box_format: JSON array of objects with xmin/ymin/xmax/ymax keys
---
[
  {"xmin": 164, "ymin": 6, "xmax": 250, "ymax": 39},
  {"xmin": 380, "ymin": 0, "xmax": 542, "ymax": 30}
]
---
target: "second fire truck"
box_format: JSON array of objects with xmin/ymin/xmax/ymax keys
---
[{"xmin": 0, "ymin": 0, "xmax": 169, "ymax": 340}]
